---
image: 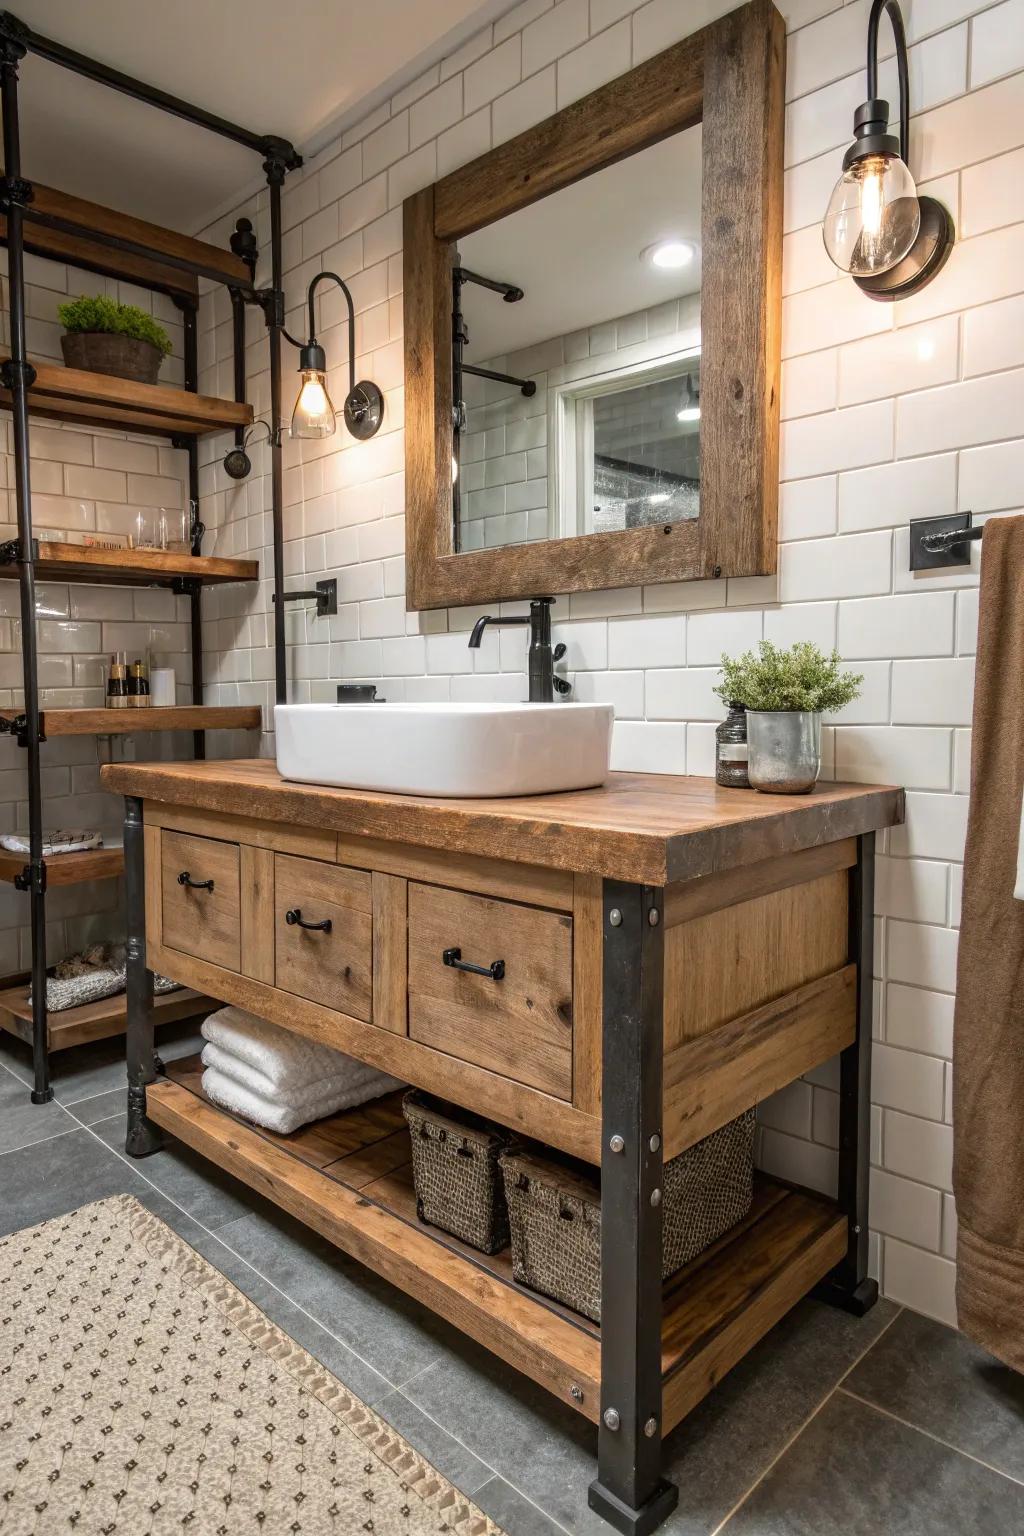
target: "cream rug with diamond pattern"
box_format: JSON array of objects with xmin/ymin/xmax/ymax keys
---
[{"xmin": 0, "ymin": 1195, "xmax": 501, "ymax": 1535}]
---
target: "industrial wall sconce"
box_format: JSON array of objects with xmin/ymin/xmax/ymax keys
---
[
  {"xmin": 286, "ymin": 271, "xmax": 385, "ymax": 439},
  {"xmin": 223, "ymin": 419, "xmax": 273, "ymax": 480},
  {"xmin": 822, "ymin": 0, "xmax": 954, "ymax": 300}
]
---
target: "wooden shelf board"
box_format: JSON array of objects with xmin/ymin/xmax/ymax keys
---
[
  {"xmin": 153, "ymin": 1057, "xmax": 847, "ymax": 1430},
  {"xmin": 0, "ymin": 176, "xmax": 250, "ymax": 294},
  {"xmin": 0, "ymin": 544, "xmax": 259, "ymax": 588},
  {"xmin": 0, "ymin": 984, "xmax": 213, "ymax": 1052},
  {"xmin": 0, "ymin": 845, "xmax": 123, "ymax": 886},
  {"xmin": 0, "ymin": 210, "xmax": 200, "ymax": 302},
  {"xmin": 0, "ymin": 705, "xmax": 261, "ymax": 737},
  {"xmin": 0, "ymin": 359, "xmax": 253, "ymax": 440}
]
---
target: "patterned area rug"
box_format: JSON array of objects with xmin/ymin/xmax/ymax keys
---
[{"xmin": 0, "ymin": 1195, "xmax": 501, "ymax": 1535}]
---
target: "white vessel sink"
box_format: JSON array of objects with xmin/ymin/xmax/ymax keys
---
[{"xmin": 275, "ymin": 701, "xmax": 614, "ymax": 798}]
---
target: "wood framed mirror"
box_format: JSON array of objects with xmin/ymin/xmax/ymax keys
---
[{"xmin": 403, "ymin": 0, "xmax": 784, "ymax": 611}]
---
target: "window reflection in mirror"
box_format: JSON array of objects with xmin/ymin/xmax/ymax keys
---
[{"xmin": 453, "ymin": 122, "xmax": 701, "ymax": 553}]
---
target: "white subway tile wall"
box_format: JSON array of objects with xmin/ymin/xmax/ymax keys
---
[
  {"xmin": 68, "ymin": 0, "xmax": 1011, "ymax": 1325},
  {"xmin": 0, "ymin": 258, "xmax": 195, "ymax": 967}
]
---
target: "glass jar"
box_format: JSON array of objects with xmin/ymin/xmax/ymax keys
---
[{"xmin": 715, "ymin": 702, "xmax": 749, "ymax": 788}]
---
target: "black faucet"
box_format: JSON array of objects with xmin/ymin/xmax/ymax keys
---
[{"xmin": 467, "ymin": 597, "xmax": 571, "ymax": 702}]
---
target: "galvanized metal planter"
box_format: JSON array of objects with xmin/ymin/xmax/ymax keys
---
[{"xmin": 747, "ymin": 709, "xmax": 822, "ymax": 794}]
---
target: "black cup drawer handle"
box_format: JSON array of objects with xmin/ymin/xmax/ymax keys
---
[
  {"xmin": 285, "ymin": 908, "xmax": 333, "ymax": 933},
  {"xmin": 177, "ymin": 870, "xmax": 214, "ymax": 892},
  {"xmin": 442, "ymin": 946, "xmax": 505, "ymax": 981}
]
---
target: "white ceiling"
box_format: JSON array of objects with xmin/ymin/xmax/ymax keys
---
[
  {"xmin": 461, "ymin": 125, "xmax": 703, "ymax": 363},
  {"xmin": 14, "ymin": 0, "xmax": 504, "ymax": 231}
]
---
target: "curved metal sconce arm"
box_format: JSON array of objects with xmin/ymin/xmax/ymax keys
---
[{"xmin": 866, "ymin": 0, "xmax": 909, "ymax": 163}]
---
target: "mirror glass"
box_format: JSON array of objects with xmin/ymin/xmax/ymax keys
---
[{"xmin": 453, "ymin": 123, "xmax": 702, "ymax": 553}]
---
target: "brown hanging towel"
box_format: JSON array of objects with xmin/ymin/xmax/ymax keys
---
[{"xmin": 953, "ymin": 513, "xmax": 1024, "ymax": 1370}]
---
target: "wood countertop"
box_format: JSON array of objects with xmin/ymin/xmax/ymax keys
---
[{"xmin": 100, "ymin": 758, "xmax": 902, "ymax": 886}]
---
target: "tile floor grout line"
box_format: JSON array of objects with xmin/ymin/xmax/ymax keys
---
[
  {"xmin": 74, "ymin": 1118, "xmax": 416, "ymax": 1401},
  {"xmin": 474, "ymin": 1472, "xmax": 578, "ymax": 1536},
  {"xmin": 380, "ymin": 1374, "xmax": 503, "ymax": 1500},
  {"xmin": 0, "ymin": 1124, "xmax": 79, "ymax": 1156},
  {"xmin": 838, "ymin": 1388, "xmax": 1024, "ymax": 1490},
  {"xmin": 709, "ymin": 1303, "xmax": 905, "ymax": 1536}
]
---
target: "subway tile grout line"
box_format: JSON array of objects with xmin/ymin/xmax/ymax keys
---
[
  {"xmin": 838, "ymin": 1388, "xmax": 1024, "ymax": 1490},
  {"xmin": 710, "ymin": 1304, "xmax": 905, "ymax": 1535}
]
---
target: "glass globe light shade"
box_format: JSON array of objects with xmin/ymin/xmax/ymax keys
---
[
  {"xmin": 291, "ymin": 368, "xmax": 337, "ymax": 438},
  {"xmin": 822, "ymin": 152, "xmax": 920, "ymax": 275}
]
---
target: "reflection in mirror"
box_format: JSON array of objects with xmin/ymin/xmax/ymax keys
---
[{"xmin": 452, "ymin": 123, "xmax": 702, "ymax": 554}]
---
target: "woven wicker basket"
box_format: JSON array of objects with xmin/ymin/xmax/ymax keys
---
[
  {"xmin": 499, "ymin": 1109, "xmax": 756, "ymax": 1322},
  {"xmin": 403, "ymin": 1090, "xmax": 512, "ymax": 1254}
]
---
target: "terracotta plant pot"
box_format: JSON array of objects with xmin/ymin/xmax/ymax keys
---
[{"xmin": 61, "ymin": 331, "xmax": 163, "ymax": 384}]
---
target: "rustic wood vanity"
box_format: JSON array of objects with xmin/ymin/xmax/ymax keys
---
[{"xmin": 100, "ymin": 757, "xmax": 901, "ymax": 1534}]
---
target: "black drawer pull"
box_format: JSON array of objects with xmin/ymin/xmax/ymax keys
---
[
  {"xmin": 442, "ymin": 946, "xmax": 505, "ymax": 981},
  {"xmin": 177, "ymin": 870, "xmax": 214, "ymax": 892},
  {"xmin": 285, "ymin": 908, "xmax": 332, "ymax": 933}
]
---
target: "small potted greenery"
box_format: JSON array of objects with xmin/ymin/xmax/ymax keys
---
[
  {"xmin": 57, "ymin": 295, "xmax": 172, "ymax": 384},
  {"xmin": 714, "ymin": 641, "xmax": 863, "ymax": 794}
]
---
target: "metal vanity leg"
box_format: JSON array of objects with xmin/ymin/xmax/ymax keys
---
[
  {"xmin": 124, "ymin": 796, "xmax": 163, "ymax": 1158},
  {"xmin": 588, "ymin": 881, "xmax": 678, "ymax": 1536},
  {"xmin": 815, "ymin": 830, "xmax": 878, "ymax": 1315}
]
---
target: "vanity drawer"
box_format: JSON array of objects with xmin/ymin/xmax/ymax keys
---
[
  {"xmin": 273, "ymin": 853, "xmax": 373, "ymax": 1021},
  {"xmin": 408, "ymin": 883, "xmax": 573, "ymax": 1099},
  {"xmin": 161, "ymin": 829, "xmax": 241, "ymax": 971}
]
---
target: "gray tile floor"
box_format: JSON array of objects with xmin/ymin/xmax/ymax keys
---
[{"xmin": 2, "ymin": 1020, "xmax": 1022, "ymax": 1536}]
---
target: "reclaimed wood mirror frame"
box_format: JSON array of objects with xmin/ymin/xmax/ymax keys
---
[{"xmin": 403, "ymin": 0, "xmax": 785, "ymax": 611}]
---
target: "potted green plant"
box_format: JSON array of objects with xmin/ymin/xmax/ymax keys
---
[
  {"xmin": 713, "ymin": 641, "xmax": 863, "ymax": 794},
  {"xmin": 57, "ymin": 295, "xmax": 172, "ymax": 385}
]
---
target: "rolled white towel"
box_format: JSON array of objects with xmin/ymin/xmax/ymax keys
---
[
  {"xmin": 201, "ymin": 1004, "xmax": 374, "ymax": 1093},
  {"xmin": 201, "ymin": 1062, "xmax": 401, "ymax": 1136},
  {"xmin": 201, "ymin": 1038, "xmax": 401, "ymax": 1110}
]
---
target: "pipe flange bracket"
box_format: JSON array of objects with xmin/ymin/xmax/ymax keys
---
[
  {"xmin": 14, "ymin": 860, "xmax": 44, "ymax": 894},
  {"xmin": 249, "ymin": 287, "xmax": 285, "ymax": 329},
  {"xmin": 0, "ymin": 357, "xmax": 36, "ymax": 389},
  {"xmin": 0, "ymin": 174, "xmax": 32, "ymax": 210},
  {"xmin": 0, "ymin": 12, "xmax": 28, "ymax": 64},
  {"xmin": 0, "ymin": 712, "xmax": 41, "ymax": 747}
]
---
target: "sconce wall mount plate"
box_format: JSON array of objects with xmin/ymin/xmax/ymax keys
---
[
  {"xmin": 344, "ymin": 381, "xmax": 385, "ymax": 440},
  {"xmin": 853, "ymin": 193, "xmax": 955, "ymax": 301}
]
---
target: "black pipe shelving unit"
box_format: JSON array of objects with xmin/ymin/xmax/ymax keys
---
[{"xmin": 0, "ymin": 8, "xmax": 301, "ymax": 1100}]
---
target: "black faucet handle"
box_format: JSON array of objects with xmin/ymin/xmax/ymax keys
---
[{"xmin": 553, "ymin": 642, "xmax": 567, "ymax": 662}]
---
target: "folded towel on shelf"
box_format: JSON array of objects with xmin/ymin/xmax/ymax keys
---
[
  {"xmin": 200, "ymin": 1062, "xmax": 399, "ymax": 1136},
  {"xmin": 1, "ymin": 829, "xmax": 103, "ymax": 856},
  {"xmin": 201, "ymin": 1005, "xmax": 373, "ymax": 1092},
  {"xmin": 201, "ymin": 1038, "xmax": 401, "ymax": 1110}
]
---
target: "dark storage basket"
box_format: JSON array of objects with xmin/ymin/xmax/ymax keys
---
[
  {"xmin": 403, "ymin": 1089, "xmax": 512, "ymax": 1255},
  {"xmin": 499, "ymin": 1109, "xmax": 756, "ymax": 1322}
]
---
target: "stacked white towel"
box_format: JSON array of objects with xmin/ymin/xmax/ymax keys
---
[{"xmin": 200, "ymin": 1005, "xmax": 403, "ymax": 1135}]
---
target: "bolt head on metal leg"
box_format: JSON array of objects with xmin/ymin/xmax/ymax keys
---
[
  {"xmin": 609, "ymin": 1134, "xmax": 625, "ymax": 1154},
  {"xmin": 602, "ymin": 1407, "xmax": 620, "ymax": 1431}
]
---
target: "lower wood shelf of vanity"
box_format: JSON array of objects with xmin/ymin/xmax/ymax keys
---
[{"xmin": 151, "ymin": 1055, "xmax": 847, "ymax": 1434}]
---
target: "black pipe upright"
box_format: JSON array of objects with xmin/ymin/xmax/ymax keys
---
[
  {"xmin": 177, "ymin": 302, "xmax": 205, "ymax": 761},
  {"xmin": 0, "ymin": 37, "xmax": 50, "ymax": 1103},
  {"xmin": 266, "ymin": 162, "xmax": 288, "ymax": 706}
]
